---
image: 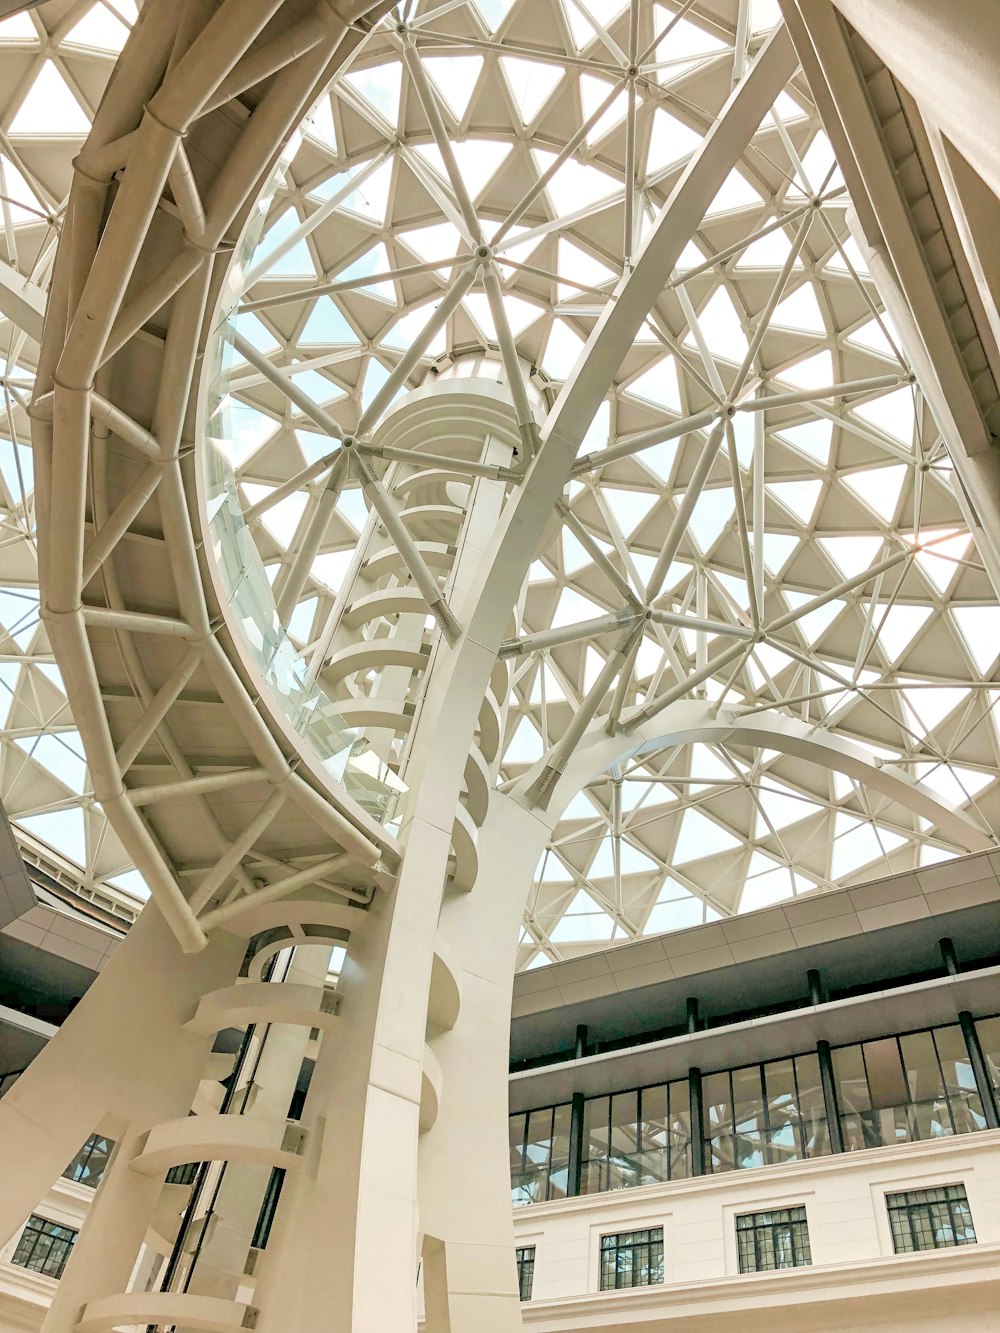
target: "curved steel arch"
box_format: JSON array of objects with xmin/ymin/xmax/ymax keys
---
[{"xmin": 530, "ymin": 697, "xmax": 993, "ymax": 854}]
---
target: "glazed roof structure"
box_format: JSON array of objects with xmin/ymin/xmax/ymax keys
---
[{"xmin": 1, "ymin": 0, "xmax": 999, "ymax": 964}]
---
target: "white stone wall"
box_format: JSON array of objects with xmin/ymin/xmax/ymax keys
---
[{"xmin": 509, "ymin": 1128, "xmax": 1000, "ymax": 1332}]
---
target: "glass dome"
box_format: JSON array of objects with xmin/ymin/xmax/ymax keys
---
[{"xmin": 0, "ymin": 0, "xmax": 995, "ymax": 953}]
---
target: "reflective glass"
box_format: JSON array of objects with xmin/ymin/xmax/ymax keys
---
[
  {"xmin": 975, "ymin": 1016, "xmax": 1000, "ymax": 1096},
  {"xmin": 933, "ymin": 1026, "xmax": 986, "ymax": 1133}
]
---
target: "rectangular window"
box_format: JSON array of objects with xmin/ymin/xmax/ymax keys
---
[
  {"xmin": 834, "ymin": 1028, "xmax": 985, "ymax": 1151},
  {"xmin": 581, "ymin": 1082, "xmax": 690, "ymax": 1194},
  {"xmin": 62, "ymin": 1134, "xmax": 113, "ymax": 1189},
  {"xmin": 736, "ymin": 1206, "xmax": 811, "ymax": 1273},
  {"xmin": 706, "ymin": 1053, "xmax": 830, "ymax": 1174},
  {"xmin": 975, "ymin": 1016, "xmax": 1000, "ymax": 1099},
  {"xmin": 886, "ymin": 1184, "xmax": 976, "ymax": 1253},
  {"xmin": 599, "ymin": 1227, "xmax": 664, "ymax": 1290},
  {"xmin": 509, "ymin": 1104, "xmax": 572, "ymax": 1206},
  {"xmin": 515, "ymin": 1245, "xmax": 535, "ymax": 1301},
  {"xmin": 11, "ymin": 1215, "xmax": 78, "ymax": 1279}
]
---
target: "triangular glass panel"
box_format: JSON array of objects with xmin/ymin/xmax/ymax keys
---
[
  {"xmin": 705, "ymin": 168, "xmax": 761, "ymax": 216},
  {"xmin": 0, "ymin": 155, "xmax": 45, "ymax": 224},
  {"xmin": 771, "ymin": 282, "xmax": 826, "ymax": 334},
  {"xmin": 623, "ymin": 356, "xmax": 681, "ymax": 411},
  {"xmin": 760, "ymin": 532, "xmax": 798, "ymax": 573},
  {"xmin": 952, "ymin": 606, "xmax": 1000, "ymax": 673},
  {"xmin": 542, "ymin": 319, "xmax": 586, "ymax": 380},
  {"xmin": 603, "ymin": 487, "xmax": 657, "ymax": 537},
  {"xmin": 687, "ymin": 288, "xmax": 749, "ymax": 360},
  {"xmin": 552, "ymin": 587, "xmax": 606, "ymax": 627},
  {"xmin": 766, "ymin": 479, "xmax": 823, "ymax": 523},
  {"xmin": 580, "ymin": 73, "xmax": 629, "ymax": 144},
  {"xmin": 300, "ymin": 297, "xmax": 358, "ymax": 346},
  {"xmin": 775, "ymin": 419, "xmax": 831, "ymax": 464},
  {"xmin": 422, "ymin": 55, "xmax": 484, "ymax": 121},
  {"xmin": 557, "ymin": 238, "xmax": 616, "ymax": 299},
  {"xmin": 647, "ymin": 107, "xmax": 701, "ymax": 173},
  {"xmin": 10, "ymin": 61, "xmax": 90, "ymax": 135},
  {"xmin": 673, "ymin": 808, "xmax": 740, "ymax": 862},
  {"xmin": 342, "ymin": 63, "xmax": 402, "ymax": 127},
  {"xmin": 334, "ymin": 242, "xmax": 395, "ymax": 302},
  {"xmin": 0, "ymin": 12, "xmax": 35, "ymax": 39},
  {"xmin": 532, "ymin": 149, "xmax": 619, "ymax": 215},
  {"xmin": 381, "ymin": 302, "xmax": 448, "ymax": 356},
  {"xmin": 253, "ymin": 208, "xmax": 315, "ymax": 278},
  {"xmin": 841, "ymin": 464, "xmax": 907, "ymax": 523},
  {"xmin": 561, "ymin": 0, "xmax": 628, "ymax": 51},
  {"xmin": 64, "ymin": 4, "xmax": 130, "ymax": 52},
  {"xmin": 777, "ymin": 350, "xmax": 835, "ymax": 391},
  {"xmin": 819, "ymin": 534, "xmax": 884, "ymax": 579},
  {"xmin": 338, "ymin": 158, "xmax": 394, "ymax": 224},
  {"xmin": 852, "ymin": 387, "xmax": 915, "ymax": 445},
  {"xmin": 450, "ymin": 140, "xmax": 512, "ymax": 199},
  {"xmin": 18, "ymin": 809, "xmax": 87, "ymax": 866},
  {"xmin": 500, "ymin": 57, "xmax": 562, "ymax": 123},
  {"xmin": 688, "ymin": 486, "xmax": 734, "ymax": 552},
  {"xmin": 912, "ymin": 530, "xmax": 970, "ymax": 593},
  {"xmin": 504, "ymin": 714, "xmax": 544, "ymax": 764},
  {"xmin": 782, "ymin": 589, "xmax": 844, "ymax": 641}
]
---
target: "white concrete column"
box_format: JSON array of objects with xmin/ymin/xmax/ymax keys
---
[
  {"xmin": 251, "ymin": 419, "xmax": 520, "ymax": 1333},
  {"xmin": 0, "ymin": 907, "xmax": 246, "ymax": 1330},
  {"xmin": 827, "ymin": 0, "xmax": 1000, "ymax": 203},
  {"xmin": 418, "ymin": 798, "xmax": 550, "ymax": 1333},
  {"xmin": 0, "ymin": 906, "xmax": 243, "ymax": 1249},
  {"xmin": 248, "ymin": 884, "xmax": 413, "ymax": 1332}
]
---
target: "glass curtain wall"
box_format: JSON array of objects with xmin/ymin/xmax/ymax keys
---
[
  {"xmin": 975, "ymin": 1016, "xmax": 1000, "ymax": 1098},
  {"xmin": 704, "ymin": 1052, "xmax": 829, "ymax": 1173},
  {"xmin": 509, "ymin": 1103, "xmax": 572, "ymax": 1205},
  {"xmin": 510, "ymin": 1017, "xmax": 998, "ymax": 1204},
  {"xmin": 832, "ymin": 1026, "xmax": 986, "ymax": 1149},
  {"xmin": 582, "ymin": 1081, "xmax": 691, "ymax": 1193}
]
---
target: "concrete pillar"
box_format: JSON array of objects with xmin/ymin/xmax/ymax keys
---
[
  {"xmin": 251, "ymin": 428, "xmax": 521, "ymax": 1333},
  {"xmin": 417, "ymin": 798, "xmax": 550, "ymax": 1333},
  {"xmin": 829, "ymin": 0, "xmax": 1000, "ymax": 205},
  {"xmin": 9, "ymin": 908, "xmax": 246, "ymax": 1331}
]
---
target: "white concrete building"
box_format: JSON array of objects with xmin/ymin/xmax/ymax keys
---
[{"xmin": 0, "ymin": 0, "xmax": 996, "ymax": 1329}]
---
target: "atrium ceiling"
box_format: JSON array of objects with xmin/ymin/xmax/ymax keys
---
[{"xmin": 0, "ymin": 0, "xmax": 998, "ymax": 965}]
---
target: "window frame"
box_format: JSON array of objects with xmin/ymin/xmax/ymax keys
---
[
  {"xmin": 735, "ymin": 1204, "xmax": 812, "ymax": 1273},
  {"xmin": 598, "ymin": 1226, "xmax": 664, "ymax": 1291},
  {"xmin": 11, "ymin": 1214, "xmax": 78, "ymax": 1279},
  {"xmin": 581, "ymin": 1079, "xmax": 692, "ymax": 1194},
  {"xmin": 515, "ymin": 1244, "xmax": 535, "ymax": 1300},
  {"xmin": 885, "ymin": 1183, "xmax": 977, "ymax": 1254},
  {"xmin": 62, "ymin": 1133, "xmax": 114, "ymax": 1189},
  {"xmin": 510, "ymin": 1013, "xmax": 1000, "ymax": 1202},
  {"xmin": 510, "ymin": 1101, "xmax": 573, "ymax": 1206}
]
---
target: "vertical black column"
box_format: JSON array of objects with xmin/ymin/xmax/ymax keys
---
[
  {"xmin": 574, "ymin": 1024, "xmax": 588, "ymax": 1060},
  {"xmin": 817, "ymin": 1039, "xmax": 844, "ymax": 1154},
  {"xmin": 958, "ymin": 1011, "xmax": 999, "ymax": 1130},
  {"xmin": 688, "ymin": 1067, "xmax": 705, "ymax": 1176},
  {"xmin": 686, "ymin": 997, "xmax": 701, "ymax": 1033},
  {"xmin": 567, "ymin": 1091, "xmax": 586, "ymax": 1196},
  {"xmin": 807, "ymin": 968, "xmax": 825, "ymax": 1006},
  {"xmin": 939, "ymin": 937, "xmax": 960, "ymax": 976}
]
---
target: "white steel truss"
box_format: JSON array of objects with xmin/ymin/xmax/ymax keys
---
[{"xmin": 0, "ymin": 3, "xmax": 995, "ymax": 1331}]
